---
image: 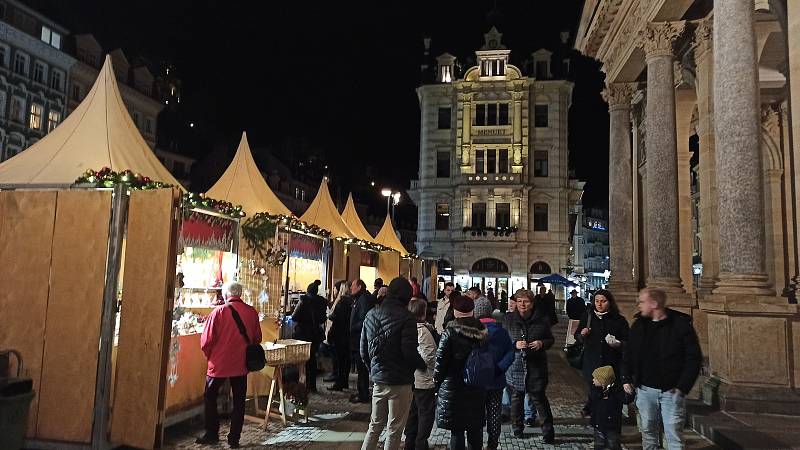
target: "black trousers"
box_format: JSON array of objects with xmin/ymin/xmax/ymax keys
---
[
  {"xmin": 593, "ymin": 427, "xmax": 621, "ymax": 450},
  {"xmin": 306, "ymin": 344, "xmax": 319, "ymax": 391},
  {"xmin": 485, "ymin": 389, "xmax": 503, "ymax": 447},
  {"xmin": 204, "ymin": 375, "xmax": 246, "ymax": 443},
  {"xmin": 510, "ymin": 387, "xmax": 554, "ymax": 440},
  {"xmin": 354, "ymin": 353, "xmax": 370, "ymax": 400},
  {"xmin": 333, "ymin": 341, "xmax": 350, "ymax": 388},
  {"xmin": 403, "ymin": 388, "xmax": 436, "ymax": 450},
  {"xmin": 449, "ymin": 427, "xmax": 482, "ymax": 450}
]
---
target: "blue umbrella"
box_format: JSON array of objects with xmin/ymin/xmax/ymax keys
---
[{"xmin": 533, "ymin": 273, "xmax": 578, "ymax": 287}]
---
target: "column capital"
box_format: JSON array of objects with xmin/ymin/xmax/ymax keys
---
[
  {"xmin": 637, "ymin": 21, "xmax": 686, "ymax": 60},
  {"xmin": 512, "ymin": 91, "xmax": 524, "ymax": 102},
  {"xmin": 602, "ymin": 83, "xmax": 638, "ymax": 111},
  {"xmin": 692, "ymin": 16, "xmax": 713, "ymax": 60}
]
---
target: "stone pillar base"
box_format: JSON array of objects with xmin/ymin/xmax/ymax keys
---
[
  {"xmin": 713, "ymin": 272, "xmax": 774, "ymax": 296},
  {"xmin": 696, "ymin": 277, "xmax": 718, "ymax": 299},
  {"xmin": 699, "ymin": 294, "xmax": 800, "ymax": 415},
  {"xmin": 646, "ymin": 276, "xmax": 685, "ymax": 294}
]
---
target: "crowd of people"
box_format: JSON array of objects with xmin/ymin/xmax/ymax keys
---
[{"xmin": 194, "ymin": 277, "xmax": 702, "ymax": 450}]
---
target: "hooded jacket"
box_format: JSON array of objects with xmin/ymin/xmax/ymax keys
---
[
  {"xmin": 434, "ymin": 317, "xmax": 488, "ymax": 430},
  {"xmin": 360, "ymin": 277, "xmax": 426, "ymax": 385},
  {"xmin": 480, "ymin": 318, "xmax": 516, "ymax": 390}
]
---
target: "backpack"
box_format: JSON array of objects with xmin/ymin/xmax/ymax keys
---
[{"xmin": 463, "ymin": 342, "xmax": 495, "ymax": 387}]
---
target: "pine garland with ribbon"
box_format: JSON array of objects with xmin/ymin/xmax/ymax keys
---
[{"xmin": 75, "ymin": 167, "xmax": 172, "ymax": 190}]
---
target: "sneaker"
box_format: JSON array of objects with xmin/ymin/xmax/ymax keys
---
[{"xmin": 195, "ymin": 434, "xmax": 219, "ymax": 445}]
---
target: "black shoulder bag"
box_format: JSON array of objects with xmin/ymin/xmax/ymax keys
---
[
  {"xmin": 228, "ymin": 304, "xmax": 266, "ymax": 372},
  {"xmin": 565, "ymin": 311, "xmax": 591, "ymax": 370}
]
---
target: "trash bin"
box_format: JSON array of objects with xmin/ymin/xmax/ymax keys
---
[{"xmin": 0, "ymin": 349, "xmax": 35, "ymax": 450}]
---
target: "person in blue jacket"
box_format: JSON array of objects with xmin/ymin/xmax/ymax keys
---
[{"xmin": 474, "ymin": 297, "xmax": 515, "ymax": 450}]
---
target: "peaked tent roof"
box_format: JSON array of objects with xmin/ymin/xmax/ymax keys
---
[
  {"xmin": 340, "ymin": 194, "xmax": 374, "ymax": 243},
  {"xmin": 300, "ymin": 179, "xmax": 354, "ymax": 239},
  {"xmin": 205, "ymin": 132, "xmax": 290, "ymax": 216},
  {"xmin": 373, "ymin": 214, "xmax": 409, "ymax": 255},
  {"xmin": 0, "ymin": 55, "xmax": 182, "ymax": 188}
]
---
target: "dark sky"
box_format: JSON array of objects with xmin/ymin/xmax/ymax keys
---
[{"xmin": 32, "ymin": 0, "xmax": 609, "ymax": 215}]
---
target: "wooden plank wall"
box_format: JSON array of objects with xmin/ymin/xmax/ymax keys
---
[
  {"xmin": 377, "ymin": 251, "xmax": 400, "ymax": 284},
  {"xmin": 37, "ymin": 190, "xmax": 111, "ymax": 442},
  {"xmin": 0, "ymin": 191, "xmax": 57, "ymax": 437},
  {"xmin": 110, "ymin": 189, "xmax": 179, "ymax": 449}
]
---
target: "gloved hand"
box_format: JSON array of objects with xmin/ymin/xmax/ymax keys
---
[{"xmin": 605, "ymin": 334, "xmax": 621, "ymax": 347}]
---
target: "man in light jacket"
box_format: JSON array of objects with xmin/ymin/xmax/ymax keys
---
[
  {"xmin": 403, "ymin": 298, "xmax": 438, "ymax": 450},
  {"xmin": 197, "ymin": 282, "xmax": 261, "ymax": 449},
  {"xmin": 434, "ymin": 282, "xmax": 455, "ymax": 333}
]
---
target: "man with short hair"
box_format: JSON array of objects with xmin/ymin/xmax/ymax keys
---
[
  {"xmin": 623, "ymin": 287, "xmax": 702, "ymax": 450},
  {"xmin": 434, "ymin": 282, "xmax": 455, "ymax": 333},
  {"xmin": 350, "ymin": 279, "xmax": 375, "ymax": 403},
  {"xmin": 361, "ymin": 277, "xmax": 426, "ymax": 450},
  {"xmin": 373, "ymin": 278, "xmax": 384, "ymax": 297},
  {"xmin": 197, "ymin": 282, "xmax": 261, "ymax": 449},
  {"xmin": 566, "ymin": 289, "xmax": 587, "ymax": 320}
]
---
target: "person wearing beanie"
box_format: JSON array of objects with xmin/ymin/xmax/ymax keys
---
[
  {"xmin": 291, "ymin": 282, "xmax": 327, "ymax": 392},
  {"xmin": 581, "ymin": 365, "xmax": 634, "ymax": 450},
  {"xmin": 474, "ymin": 295, "xmax": 514, "ymax": 450},
  {"xmin": 360, "ymin": 277, "xmax": 426, "ymax": 450},
  {"xmin": 433, "ymin": 295, "xmax": 488, "ymax": 450}
]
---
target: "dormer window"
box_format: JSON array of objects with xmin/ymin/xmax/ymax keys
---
[
  {"xmin": 532, "ymin": 49, "xmax": 553, "ymax": 79},
  {"xmin": 436, "ymin": 53, "xmax": 457, "ymax": 83},
  {"xmin": 480, "ymin": 59, "xmax": 505, "ymax": 77}
]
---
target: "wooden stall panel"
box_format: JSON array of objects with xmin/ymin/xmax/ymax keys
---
[
  {"xmin": 37, "ymin": 190, "xmax": 111, "ymax": 442},
  {"xmin": 164, "ymin": 333, "xmax": 206, "ymax": 414},
  {"xmin": 0, "ymin": 191, "xmax": 57, "ymax": 437},
  {"xmin": 377, "ymin": 251, "xmax": 400, "ymax": 283},
  {"xmin": 111, "ymin": 189, "xmax": 178, "ymax": 449}
]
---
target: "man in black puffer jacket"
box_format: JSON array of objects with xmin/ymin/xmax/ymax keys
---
[{"xmin": 360, "ymin": 277, "xmax": 426, "ymax": 450}]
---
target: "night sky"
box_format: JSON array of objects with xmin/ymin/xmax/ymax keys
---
[{"xmin": 32, "ymin": 0, "xmax": 609, "ymax": 220}]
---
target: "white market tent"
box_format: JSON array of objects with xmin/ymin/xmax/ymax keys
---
[
  {"xmin": 373, "ymin": 214, "xmax": 409, "ymax": 255},
  {"xmin": 300, "ymin": 178, "xmax": 355, "ymax": 240},
  {"xmin": 0, "ymin": 55, "xmax": 182, "ymax": 188},
  {"xmin": 340, "ymin": 193, "xmax": 375, "ymax": 243},
  {"xmin": 205, "ymin": 132, "xmax": 291, "ymax": 216}
]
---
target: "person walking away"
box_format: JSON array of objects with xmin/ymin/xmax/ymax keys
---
[
  {"xmin": 434, "ymin": 281, "xmax": 455, "ymax": 334},
  {"xmin": 534, "ymin": 284, "xmax": 559, "ymax": 326},
  {"xmin": 574, "ymin": 289, "xmax": 629, "ymax": 385},
  {"xmin": 433, "ymin": 295, "xmax": 488, "ymax": 450},
  {"xmin": 403, "ymin": 298, "xmax": 438, "ymax": 450},
  {"xmin": 291, "ymin": 282, "xmax": 327, "ymax": 392},
  {"xmin": 581, "ymin": 366, "xmax": 633, "ymax": 450},
  {"xmin": 360, "ymin": 277, "xmax": 426, "ymax": 450},
  {"xmin": 474, "ymin": 297, "xmax": 514, "ymax": 450},
  {"xmin": 410, "ymin": 277, "xmax": 422, "ymax": 298},
  {"xmin": 566, "ymin": 289, "xmax": 587, "ymax": 320},
  {"xmin": 504, "ymin": 289, "xmax": 555, "ymax": 443},
  {"xmin": 623, "ymin": 288, "xmax": 702, "ymax": 450},
  {"xmin": 349, "ymin": 279, "xmax": 375, "ymax": 403},
  {"xmin": 197, "ymin": 282, "xmax": 261, "ymax": 449},
  {"xmin": 327, "ymin": 280, "xmax": 352, "ymax": 391}
]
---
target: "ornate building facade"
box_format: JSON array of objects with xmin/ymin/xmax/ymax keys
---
[
  {"xmin": 576, "ymin": 0, "xmax": 800, "ymax": 414},
  {"xmin": 410, "ymin": 28, "xmax": 584, "ymax": 296}
]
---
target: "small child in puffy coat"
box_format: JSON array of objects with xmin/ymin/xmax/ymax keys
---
[{"xmin": 581, "ymin": 365, "xmax": 634, "ymax": 450}]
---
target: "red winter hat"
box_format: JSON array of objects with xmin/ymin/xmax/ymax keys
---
[{"xmin": 451, "ymin": 295, "xmax": 475, "ymax": 313}]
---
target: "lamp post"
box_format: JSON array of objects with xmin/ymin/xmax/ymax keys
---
[{"xmin": 381, "ymin": 188, "xmax": 392, "ymax": 215}]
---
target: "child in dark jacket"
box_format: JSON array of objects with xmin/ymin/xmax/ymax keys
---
[{"xmin": 581, "ymin": 365, "xmax": 634, "ymax": 450}]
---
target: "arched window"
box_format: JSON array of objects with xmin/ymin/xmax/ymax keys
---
[
  {"xmin": 530, "ymin": 261, "xmax": 551, "ymax": 274},
  {"xmin": 471, "ymin": 258, "xmax": 509, "ymax": 273}
]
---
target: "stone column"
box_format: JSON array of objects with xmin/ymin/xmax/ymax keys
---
[
  {"xmin": 712, "ymin": 1, "xmax": 772, "ymax": 295},
  {"xmin": 786, "ymin": 1, "xmax": 800, "ymax": 302},
  {"xmin": 461, "ymin": 92, "xmax": 472, "ymax": 170},
  {"xmin": 692, "ymin": 17, "xmax": 720, "ymax": 298},
  {"xmin": 638, "ymin": 21, "xmax": 686, "ymax": 293},
  {"xmin": 601, "ymin": 83, "xmax": 638, "ymax": 296}
]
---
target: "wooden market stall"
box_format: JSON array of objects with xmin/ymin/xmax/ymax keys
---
[
  {"xmin": 0, "ymin": 55, "xmax": 192, "ymax": 450},
  {"xmin": 372, "ymin": 214, "xmax": 414, "ymax": 282},
  {"xmin": 340, "ymin": 193, "xmax": 386, "ymax": 287}
]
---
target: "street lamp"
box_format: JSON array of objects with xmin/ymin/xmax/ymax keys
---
[
  {"xmin": 381, "ymin": 189, "xmax": 392, "ymax": 215},
  {"xmin": 392, "ymin": 192, "xmax": 401, "ymax": 222}
]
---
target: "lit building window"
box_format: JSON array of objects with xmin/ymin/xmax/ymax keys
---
[
  {"xmin": 47, "ymin": 110, "xmax": 61, "ymax": 132},
  {"xmin": 436, "ymin": 203, "xmax": 450, "ymax": 230},
  {"xmin": 29, "ymin": 104, "xmax": 43, "ymax": 130}
]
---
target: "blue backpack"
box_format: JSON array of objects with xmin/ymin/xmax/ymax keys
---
[{"xmin": 463, "ymin": 343, "xmax": 495, "ymax": 387}]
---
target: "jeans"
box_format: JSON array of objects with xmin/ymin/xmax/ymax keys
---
[
  {"xmin": 204, "ymin": 375, "xmax": 246, "ymax": 443},
  {"xmin": 449, "ymin": 427, "xmax": 483, "ymax": 450},
  {"xmin": 502, "ymin": 387, "xmax": 536, "ymax": 419},
  {"xmin": 510, "ymin": 388, "xmax": 554, "ymax": 440},
  {"xmin": 403, "ymin": 388, "xmax": 436, "ymax": 450},
  {"xmin": 636, "ymin": 385, "xmax": 686, "ymax": 450},
  {"xmin": 593, "ymin": 427, "xmax": 621, "ymax": 450},
  {"xmin": 485, "ymin": 389, "xmax": 503, "ymax": 447},
  {"xmin": 355, "ymin": 353, "xmax": 371, "ymax": 401},
  {"xmin": 361, "ymin": 383, "xmax": 413, "ymax": 450}
]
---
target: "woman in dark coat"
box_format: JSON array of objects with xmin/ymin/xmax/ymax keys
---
[
  {"xmin": 433, "ymin": 295, "xmax": 488, "ymax": 450},
  {"xmin": 326, "ymin": 280, "xmax": 352, "ymax": 390},
  {"xmin": 573, "ymin": 289, "xmax": 630, "ymax": 385}
]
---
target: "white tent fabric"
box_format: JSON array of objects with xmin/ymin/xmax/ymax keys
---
[
  {"xmin": 373, "ymin": 214, "xmax": 409, "ymax": 255},
  {"xmin": 0, "ymin": 55, "xmax": 182, "ymax": 188},
  {"xmin": 205, "ymin": 132, "xmax": 291, "ymax": 216},
  {"xmin": 340, "ymin": 193, "xmax": 375, "ymax": 243},
  {"xmin": 300, "ymin": 179, "xmax": 354, "ymax": 239}
]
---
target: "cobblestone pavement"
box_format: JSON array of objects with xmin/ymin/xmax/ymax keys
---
[{"xmin": 164, "ymin": 318, "xmax": 718, "ymax": 450}]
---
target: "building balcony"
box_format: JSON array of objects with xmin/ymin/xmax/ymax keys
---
[{"xmin": 472, "ymin": 125, "xmax": 512, "ymax": 137}]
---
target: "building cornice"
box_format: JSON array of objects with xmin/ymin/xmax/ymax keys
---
[{"xmin": 0, "ymin": 22, "xmax": 76, "ymax": 70}]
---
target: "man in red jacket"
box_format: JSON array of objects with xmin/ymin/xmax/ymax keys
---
[{"xmin": 196, "ymin": 282, "xmax": 262, "ymax": 449}]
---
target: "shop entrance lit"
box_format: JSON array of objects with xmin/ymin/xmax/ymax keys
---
[{"xmin": 469, "ymin": 258, "xmax": 510, "ymax": 302}]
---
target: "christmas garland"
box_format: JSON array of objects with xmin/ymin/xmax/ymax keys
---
[
  {"xmin": 241, "ymin": 213, "xmax": 331, "ymax": 263},
  {"xmin": 181, "ymin": 192, "xmax": 245, "ymax": 218},
  {"xmin": 76, "ymin": 167, "xmax": 172, "ymax": 190}
]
